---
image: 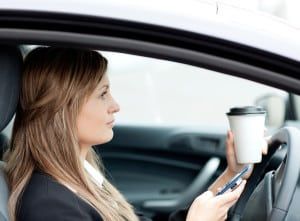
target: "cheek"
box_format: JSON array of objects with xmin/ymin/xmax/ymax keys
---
[{"xmin": 77, "ymin": 101, "xmax": 112, "ymax": 145}]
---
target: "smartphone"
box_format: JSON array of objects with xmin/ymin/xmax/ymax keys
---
[{"xmin": 216, "ymin": 164, "xmax": 251, "ymax": 196}]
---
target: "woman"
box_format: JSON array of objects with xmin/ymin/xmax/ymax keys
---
[{"xmin": 4, "ymin": 47, "xmax": 265, "ymax": 221}]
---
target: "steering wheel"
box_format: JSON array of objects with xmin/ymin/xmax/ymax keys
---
[{"xmin": 228, "ymin": 127, "xmax": 300, "ymax": 221}]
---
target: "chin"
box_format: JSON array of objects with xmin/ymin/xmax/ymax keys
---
[
  {"xmin": 92, "ymin": 129, "xmax": 114, "ymax": 145},
  {"xmin": 101, "ymin": 130, "xmax": 114, "ymax": 144},
  {"xmin": 105, "ymin": 134, "xmax": 114, "ymax": 143}
]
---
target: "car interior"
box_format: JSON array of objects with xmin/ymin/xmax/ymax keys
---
[
  {"xmin": 0, "ymin": 45, "xmax": 22, "ymax": 221},
  {"xmin": 0, "ymin": 40, "xmax": 300, "ymax": 221}
]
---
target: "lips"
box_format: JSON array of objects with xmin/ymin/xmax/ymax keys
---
[{"xmin": 107, "ymin": 120, "xmax": 115, "ymax": 125}]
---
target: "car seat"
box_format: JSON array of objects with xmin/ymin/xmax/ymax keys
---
[
  {"xmin": 0, "ymin": 45, "xmax": 22, "ymax": 221},
  {"xmin": 0, "ymin": 133, "xmax": 9, "ymax": 161}
]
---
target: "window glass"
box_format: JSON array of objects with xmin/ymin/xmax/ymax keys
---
[{"xmin": 102, "ymin": 52, "xmax": 287, "ymax": 128}]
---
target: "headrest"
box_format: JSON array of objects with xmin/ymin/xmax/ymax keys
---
[
  {"xmin": 0, "ymin": 46, "xmax": 22, "ymax": 131},
  {"xmin": 0, "ymin": 161, "xmax": 9, "ymax": 220}
]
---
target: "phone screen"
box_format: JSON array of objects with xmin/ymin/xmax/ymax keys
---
[{"xmin": 216, "ymin": 164, "xmax": 251, "ymax": 196}]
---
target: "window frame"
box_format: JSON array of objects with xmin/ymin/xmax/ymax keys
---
[{"xmin": 0, "ymin": 10, "xmax": 300, "ymax": 95}]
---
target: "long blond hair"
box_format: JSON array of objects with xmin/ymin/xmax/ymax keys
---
[{"xmin": 4, "ymin": 47, "xmax": 139, "ymax": 221}]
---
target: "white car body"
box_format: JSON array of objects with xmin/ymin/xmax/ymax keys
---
[{"xmin": 2, "ymin": 0, "xmax": 300, "ymax": 62}]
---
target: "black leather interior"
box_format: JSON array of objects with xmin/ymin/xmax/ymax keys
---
[
  {"xmin": 0, "ymin": 46, "xmax": 22, "ymax": 132},
  {"xmin": 0, "ymin": 45, "xmax": 22, "ymax": 221},
  {"xmin": 0, "ymin": 134, "xmax": 8, "ymax": 160}
]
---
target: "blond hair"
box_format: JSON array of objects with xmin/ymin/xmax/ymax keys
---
[{"xmin": 4, "ymin": 47, "xmax": 139, "ymax": 221}]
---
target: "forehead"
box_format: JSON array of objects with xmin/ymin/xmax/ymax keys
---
[{"xmin": 98, "ymin": 74, "xmax": 109, "ymax": 87}]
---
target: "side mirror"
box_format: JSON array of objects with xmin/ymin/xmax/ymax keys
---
[{"xmin": 255, "ymin": 94, "xmax": 286, "ymax": 128}]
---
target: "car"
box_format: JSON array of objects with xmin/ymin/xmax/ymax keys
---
[{"xmin": 0, "ymin": 1, "xmax": 300, "ymax": 221}]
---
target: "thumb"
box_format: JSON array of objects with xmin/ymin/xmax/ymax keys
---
[
  {"xmin": 200, "ymin": 191, "xmax": 214, "ymax": 200},
  {"xmin": 262, "ymin": 138, "xmax": 268, "ymax": 155}
]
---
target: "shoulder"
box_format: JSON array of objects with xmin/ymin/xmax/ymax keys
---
[{"xmin": 17, "ymin": 171, "xmax": 102, "ymax": 221}]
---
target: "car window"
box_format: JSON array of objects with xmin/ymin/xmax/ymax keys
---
[{"xmin": 102, "ymin": 51, "xmax": 287, "ymax": 129}]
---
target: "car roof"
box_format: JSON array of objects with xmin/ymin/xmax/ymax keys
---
[{"xmin": 2, "ymin": 0, "xmax": 300, "ymax": 62}]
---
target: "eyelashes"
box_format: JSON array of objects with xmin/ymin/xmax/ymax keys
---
[{"xmin": 100, "ymin": 91, "xmax": 108, "ymax": 99}]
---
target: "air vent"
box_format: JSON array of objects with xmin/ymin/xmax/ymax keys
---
[
  {"xmin": 168, "ymin": 134, "xmax": 221, "ymax": 152},
  {"xmin": 190, "ymin": 136, "xmax": 220, "ymax": 151}
]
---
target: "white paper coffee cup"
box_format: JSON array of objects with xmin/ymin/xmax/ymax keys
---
[{"xmin": 227, "ymin": 106, "xmax": 266, "ymax": 164}]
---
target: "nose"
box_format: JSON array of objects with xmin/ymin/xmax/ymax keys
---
[{"xmin": 109, "ymin": 97, "xmax": 120, "ymax": 114}]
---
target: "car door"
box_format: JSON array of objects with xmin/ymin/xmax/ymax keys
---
[
  {"xmin": 1, "ymin": 5, "xmax": 300, "ymax": 221},
  {"xmin": 92, "ymin": 52, "xmax": 288, "ymax": 221},
  {"xmin": 97, "ymin": 125, "xmax": 224, "ymax": 220}
]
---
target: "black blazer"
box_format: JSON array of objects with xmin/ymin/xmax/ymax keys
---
[{"xmin": 17, "ymin": 171, "xmax": 187, "ymax": 221}]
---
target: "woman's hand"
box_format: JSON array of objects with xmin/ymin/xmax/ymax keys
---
[
  {"xmin": 225, "ymin": 130, "xmax": 269, "ymax": 179},
  {"xmin": 186, "ymin": 180, "xmax": 246, "ymax": 221}
]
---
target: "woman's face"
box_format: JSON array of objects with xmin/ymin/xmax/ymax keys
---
[{"xmin": 77, "ymin": 74, "xmax": 120, "ymax": 153}]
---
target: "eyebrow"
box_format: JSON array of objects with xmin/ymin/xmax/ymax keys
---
[{"xmin": 100, "ymin": 84, "xmax": 110, "ymax": 90}]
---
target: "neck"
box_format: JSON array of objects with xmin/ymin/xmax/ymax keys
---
[{"xmin": 80, "ymin": 143, "xmax": 91, "ymax": 160}]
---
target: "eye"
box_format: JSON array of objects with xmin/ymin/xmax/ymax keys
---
[{"xmin": 100, "ymin": 91, "xmax": 108, "ymax": 98}]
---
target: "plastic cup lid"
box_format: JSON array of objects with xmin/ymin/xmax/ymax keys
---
[{"xmin": 226, "ymin": 106, "xmax": 266, "ymax": 116}]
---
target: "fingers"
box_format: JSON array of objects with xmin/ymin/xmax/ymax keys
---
[
  {"xmin": 224, "ymin": 180, "xmax": 246, "ymax": 208},
  {"xmin": 187, "ymin": 190, "xmax": 229, "ymax": 221},
  {"xmin": 200, "ymin": 191, "xmax": 214, "ymax": 200},
  {"xmin": 194, "ymin": 191, "xmax": 214, "ymax": 205},
  {"xmin": 215, "ymin": 180, "xmax": 246, "ymax": 206},
  {"xmin": 265, "ymin": 135, "xmax": 272, "ymax": 144},
  {"xmin": 226, "ymin": 130, "xmax": 244, "ymax": 174},
  {"xmin": 262, "ymin": 138, "xmax": 268, "ymax": 155},
  {"xmin": 226, "ymin": 130, "xmax": 235, "ymax": 157},
  {"xmin": 188, "ymin": 183, "xmax": 245, "ymax": 221},
  {"xmin": 263, "ymin": 127, "xmax": 272, "ymax": 155},
  {"xmin": 264, "ymin": 126, "xmax": 267, "ymax": 136}
]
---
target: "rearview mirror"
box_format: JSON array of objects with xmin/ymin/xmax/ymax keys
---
[{"xmin": 255, "ymin": 94, "xmax": 286, "ymax": 128}]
